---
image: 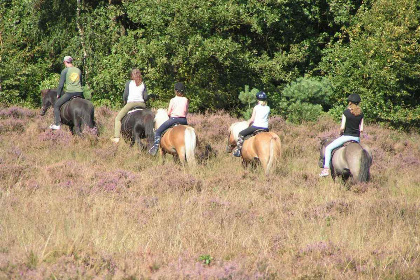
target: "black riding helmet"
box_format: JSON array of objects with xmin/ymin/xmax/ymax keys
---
[
  {"xmin": 347, "ymin": 93, "xmax": 361, "ymax": 104},
  {"xmin": 256, "ymin": 91, "xmax": 267, "ymax": 101},
  {"xmin": 174, "ymin": 82, "xmax": 185, "ymax": 93}
]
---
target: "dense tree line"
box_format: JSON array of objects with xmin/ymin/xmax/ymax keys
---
[{"xmin": 1, "ymin": 0, "xmax": 419, "ymax": 129}]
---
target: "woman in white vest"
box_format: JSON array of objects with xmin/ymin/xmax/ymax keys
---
[
  {"xmin": 111, "ymin": 68, "xmax": 148, "ymax": 143},
  {"xmin": 233, "ymin": 91, "xmax": 270, "ymax": 157}
]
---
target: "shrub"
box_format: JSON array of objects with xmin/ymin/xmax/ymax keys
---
[
  {"xmin": 274, "ymin": 77, "xmax": 333, "ymax": 124},
  {"xmin": 238, "ymin": 85, "xmax": 260, "ymax": 119}
]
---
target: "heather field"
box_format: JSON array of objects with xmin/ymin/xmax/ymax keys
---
[{"xmin": 0, "ymin": 106, "xmax": 419, "ymax": 279}]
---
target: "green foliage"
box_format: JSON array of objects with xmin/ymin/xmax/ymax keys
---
[
  {"xmin": 238, "ymin": 85, "xmax": 259, "ymax": 119},
  {"xmin": 1, "ymin": 0, "xmax": 419, "ymax": 129},
  {"xmin": 319, "ymin": 0, "xmax": 420, "ymax": 129},
  {"xmin": 39, "ymin": 74, "xmax": 60, "ymax": 91},
  {"xmin": 275, "ymin": 77, "xmax": 333, "ymax": 124},
  {"xmin": 198, "ymin": 254, "xmax": 213, "ymax": 266}
]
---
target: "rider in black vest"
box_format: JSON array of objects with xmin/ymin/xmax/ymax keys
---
[{"xmin": 319, "ymin": 93, "xmax": 364, "ymax": 177}]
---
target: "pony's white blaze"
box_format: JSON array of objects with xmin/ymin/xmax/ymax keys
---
[
  {"xmin": 154, "ymin": 108, "xmax": 169, "ymax": 129},
  {"xmin": 229, "ymin": 121, "xmax": 248, "ymax": 142}
]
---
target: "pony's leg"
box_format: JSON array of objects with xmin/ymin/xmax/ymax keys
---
[
  {"xmin": 159, "ymin": 149, "xmax": 166, "ymax": 164},
  {"xmin": 176, "ymin": 146, "xmax": 186, "ymax": 165},
  {"xmin": 72, "ymin": 117, "xmax": 82, "ymax": 136},
  {"xmin": 137, "ymin": 139, "xmax": 146, "ymax": 151},
  {"xmin": 241, "ymin": 160, "xmax": 248, "ymax": 170}
]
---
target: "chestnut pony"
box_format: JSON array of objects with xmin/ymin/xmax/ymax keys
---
[
  {"xmin": 227, "ymin": 121, "xmax": 281, "ymax": 175},
  {"xmin": 154, "ymin": 109, "xmax": 197, "ymax": 166}
]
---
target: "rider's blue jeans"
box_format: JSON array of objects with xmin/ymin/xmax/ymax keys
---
[{"xmin": 324, "ymin": 135, "xmax": 360, "ymax": 168}]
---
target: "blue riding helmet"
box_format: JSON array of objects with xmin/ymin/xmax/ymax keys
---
[{"xmin": 256, "ymin": 91, "xmax": 267, "ymax": 101}]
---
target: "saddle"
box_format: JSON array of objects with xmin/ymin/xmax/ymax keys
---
[
  {"xmin": 127, "ymin": 107, "xmax": 144, "ymax": 115},
  {"xmin": 244, "ymin": 128, "xmax": 269, "ymax": 140},
  {"xmin": 60, "ymin": 95, "xmax": 84, "ymax": 111},
  {"xmin": 69, "ymin": 95, "xmax": 84, "ymax": 101}
]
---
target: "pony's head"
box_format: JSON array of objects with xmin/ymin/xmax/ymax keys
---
[
  {"xmin": 154, "ymin": 108, "xmax": 169, "ymax": 129},
  {"xmin": 226, "ymin": 121, "xmax": 248, "ymax": 152},
  {"xmin": 40, "ymin": 89, "xmax": 57, "ymax": 116},
  {"xmin": 318, "ymin": 138, "xmax": 331, "ymax": 168}
]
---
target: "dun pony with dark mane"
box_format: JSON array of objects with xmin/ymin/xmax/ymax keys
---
[
  {"xmin": 227, "ymin": 121, "xmax": 281, "ymax": 175},
  {"xmin": 154, "ymin": 108, "xmax": 197, "ymax": 166},
  {"xmin": 120, "ymin": 108, "xmax": 155, "ymax": 150},
  {"xmin": 40, "ymin": 89, "xmax": 96, "ymax": 135},
  {"xmin": 319, "ymin": 138, "xmax": 372, "ymax": 183}
]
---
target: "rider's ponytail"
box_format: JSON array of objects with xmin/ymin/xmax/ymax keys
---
[{"xmin": 349, "ymin": 102, "xmax": 362, "ymax": 116}]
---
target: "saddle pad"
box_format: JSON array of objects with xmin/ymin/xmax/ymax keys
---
[{"xmin": 127, "ymin": 108, "xmax": 143, "ymax": 115}]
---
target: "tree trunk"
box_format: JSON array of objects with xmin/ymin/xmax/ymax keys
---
[{"xmin": 76, "ymin": 0, "xmax": 88, "ymax": 86}]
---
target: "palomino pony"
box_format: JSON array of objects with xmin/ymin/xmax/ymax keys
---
[
  {"xmin": 227, "ymin": 121, "xmax": 281, "ymax": 175},
  {"xmin": 319, "ymin": 138, "xmax": 373, "ymax": 183},
  {"xmin": 154, "ymin": 108, "xmax": 197, "ymax": 166},
  {"xmin": 120, "ymin": 108, "xmax": 155, "ymax": 150},
  {"xmin": 40, "ymin": 89, "xmax": 96, "ymax": 135}
]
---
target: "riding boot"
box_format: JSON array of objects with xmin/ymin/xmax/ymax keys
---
[
  {"xmin": 233, "ymin": 135, "xmax": 244, "ymax": 157},
  {"xmin": 148, "ymin": 136, "xmax": 161, "ymax": 156}
]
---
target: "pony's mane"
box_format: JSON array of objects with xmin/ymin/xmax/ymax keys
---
[
  {"xmin": 229, "ymin": 121, "xmax": 248, "ymax": 142},
  {"xmin": 154, "ymin": 108, "xmax": 169, "ymax": 128}
]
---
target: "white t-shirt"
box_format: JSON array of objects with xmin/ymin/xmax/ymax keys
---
[
  {"xmin": 127, "ymin": 81, "xmax": 145, "ymax": 103},
  {"xmin": 252, "ymin": 104, "xmax": 270, "ymax": 128}
]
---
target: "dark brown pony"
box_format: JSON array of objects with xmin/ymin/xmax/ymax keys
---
[
  {"xmin": 120, "ymin": 108, "xmax": 155, "ymax": 150},
  {"xmin": 154, "ymin": 109, "xmax": 197, "ymax": 166},
  {"xmin": 227, "ymin": 121, "xmax": 281, "ymax": 175},
  {"xmin": 319, "ymin": 138, "xmax": 373, "ymax": 183},
  {"xmin": 40, "ymin": 89, "xmax": 96, "ymax": 135}
]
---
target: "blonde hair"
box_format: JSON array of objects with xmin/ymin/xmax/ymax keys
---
[
  {"xmin": 348, "ymin": 102, "xmax": 362, "ymax": 116},
  {"xmin": 131, "ymin": 68, "xmax": 143, "ymax": 86},
  {"xmin": 259, "ymin": 100, "xmax": 267, "ymax": 106}
]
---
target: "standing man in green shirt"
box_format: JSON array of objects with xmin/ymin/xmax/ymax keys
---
[{"xmin": 49, "ymin": 56, "xmax": 84, "ymax": 130}]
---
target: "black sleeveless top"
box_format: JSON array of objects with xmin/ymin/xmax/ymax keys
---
[{"xmin": 343, "ymin": 109, "xmax": 363, "ymax": 137}]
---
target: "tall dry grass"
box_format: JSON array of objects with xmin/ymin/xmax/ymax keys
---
[{"xmin": 0, "ymin": 106, "xmax": 419, "ymax": 279}]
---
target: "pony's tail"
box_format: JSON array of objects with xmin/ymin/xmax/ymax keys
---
[
  {"xmin": 184, "ymin": 127, "xmax": 197, "ymax": 166},
  {"xmin": 358, "ymin": 149, "xmax": 371, "ymax": 182},
  {"xmin": 81, "ymin": 105, "xmax": 97, "ymax": 135},
  {"xmin": 266, "ymin": 134, "xmax": 281, "ymax": 175}
]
